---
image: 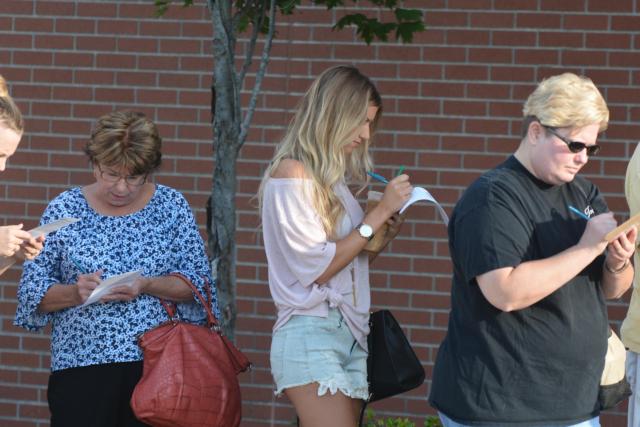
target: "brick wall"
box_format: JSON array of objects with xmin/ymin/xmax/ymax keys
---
[{"xmin": 1, "ymin": 0, "xmax": 639, "ymax": 425}]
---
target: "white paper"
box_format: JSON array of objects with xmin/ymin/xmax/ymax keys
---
[
  {"xmin": 399, "ymin": 187, "xmax": 449, "ymax": 225},
  {"xmin": 28, "ymin": 217, "xmax": 80, "ymax": 237},
  {"xmin": 82, "ymin": 270, "xmax": 143, "ymax": 306}
]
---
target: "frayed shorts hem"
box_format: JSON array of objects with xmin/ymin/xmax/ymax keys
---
[{"xmin": 274, "ymin": 378, "xmax": 369, "ymax": 401}]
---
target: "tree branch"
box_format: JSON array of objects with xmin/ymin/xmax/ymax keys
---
[
  {"xmin": 238, "ymin": 0, "xmax": 266, "ymax": 90},
  {"xmin": 211, "ymin": 0, "xmax": 241, "ymax": 129},
  {"xmin": 239, "ymin": 0, "xmax": 276, "ymax": 145}
]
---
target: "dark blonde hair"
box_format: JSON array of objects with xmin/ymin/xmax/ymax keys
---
[
  {"xmin": 258, "ymin": 65, "xmax": 382, "ymax": 238},
  {"xmin": 0, "ymin": 75, "xmax": 24, "ymax": 134},
  {"xmin": 84, "ymin": 111, "xmax": 162, "ymax": 176}
]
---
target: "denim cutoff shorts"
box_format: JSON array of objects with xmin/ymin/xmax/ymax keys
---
[{"xmin": 270, "ymin": 308, "xmax": 369, "ymax": 400}]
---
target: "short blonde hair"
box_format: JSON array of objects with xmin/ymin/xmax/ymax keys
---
[
  {"xmin": 84, "ymin": 111, "xmax": 162, "ymax": 175},
  {"xmin": 0, "ymin": 75, "xmax": 24, "ymax": 134},
  {"xmin": 523, "ymin": 73, "xmax": 609, "ymax": 135}
]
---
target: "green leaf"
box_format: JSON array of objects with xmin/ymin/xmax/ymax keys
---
[
  {"xmin": 395, "ymin": 20, "xmax": 425, "ymax": 43},
  {"xmin": 395, "ymin": 8, "xmax": 423, "ymax": 23},
  {"xmin": 154, "ymin": 0, "xmax": 171, "ymax": 17},
  {"xmin": 278, "ymin": 0, "xmax": 302, "ymax": 15}
]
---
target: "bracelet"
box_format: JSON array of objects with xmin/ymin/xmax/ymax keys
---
[{"xmin": 605, "ymin": 258, "xmax": 631, "ymax": 274}]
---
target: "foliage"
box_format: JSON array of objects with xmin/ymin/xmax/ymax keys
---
[
  {"xmin": 363, "ymin": 409, "xmax": 443, "ymax": 427},
  {"xmin": 156, "ymin": 0, "xmax": 425, "ymax": 44}
]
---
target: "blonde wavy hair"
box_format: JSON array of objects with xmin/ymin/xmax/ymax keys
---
[
  {"xmin": 258, "ymin": 65, "xmax": 382, "ymax": 239},
  {"xmin": 0, "ymin": 74, "xmax": 24, "ymax": 134},
  {"xmin": 522, "ymin": 72, "xmax": 609, "ymax": 136}
]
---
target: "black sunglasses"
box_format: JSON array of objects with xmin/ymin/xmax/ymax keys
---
[{"xmin": 541, "ymin": 124, "xmax": 601, "ymax": 157}]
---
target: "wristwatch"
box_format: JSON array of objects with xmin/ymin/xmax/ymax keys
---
[{"xmin": 356, "ymin": 222, "xmax": 374, "ymax": 241}]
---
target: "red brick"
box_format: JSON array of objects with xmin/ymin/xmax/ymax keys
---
[
  {"xmin": 36, "ymin": 1, "xmax": 74, "ymax": 15},
  {"xmin": 493, "ymin": 30, "xmax": 536, "ymax": 46},
  {"xmin": 470, "ymin": 12, "xmax": 515, "ymax": 27},
  {"xmin": 539, "ymin": 32, "xmax": 584, "ymax": 48},
  {"xmin": 77, "ymin": 2, "xmax": 117, "ymax": 17},
  {"xmin": 516, "ymin": 13, "xmax": 562, "ymax": 29},
  {"xmin": 589, "ymin": 0, "xmax": 634, "ymax": 12},
  {"xmin": 0, "ymin": 1, "xmax": 34, "ymax": 14},
  {"xmin": 586, "ymin": 33, "xmax": 631, "ymax": 49},
  {"xmin": 96, "ymin": 53, "xmax": 136, "ymax": 69},
  {"xmin": 541, "ymin": 0, "xmax": 586, "ymax": 11},
  {"xmin": 564, "ymin": 14, "xmax": 609, "ymax": 30},
  {"xmin": 443, "ymin": 100, "xmax": 487, "ymax": 116},
  {"xmin": 612, "ymin": 15, "xmax": 640, "ymax": 31},
  {"xmin": 54, "ymin": 52, "xmax": 95, "ymax": 67},
  {"xmin": 75, "ymin": 35, "xmax": 117, "ymax": 51},
  {"xmin": 425, "ymin": 11, "xmax": 468, "ymax": 27},
  {"xmin": 444, "ymin": 65, "xmax": 489, "ymax": 80},
  {"xmin": 610, "ymin": 52, "xmax": 640, "ymax": 68},
  {"xmin": 468, "ymin": 47, "xmax": 513, "ymax": 64},
  {"xmin": 15, "ymin": 17, "xmax": 54, "ymax": 32},
  {"xmin": 54, "ymin": 18, "xmax": 95, "ymax": 33}
]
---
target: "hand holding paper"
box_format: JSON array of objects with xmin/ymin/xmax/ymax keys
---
[
  {"xmin": 605, "ymin": 211, "xmax": 640, "ymax": 243},
  {"xmin": 29, "ymin": 217, "xmax": 80, "ymax": 237},
  {"xmin": 82, "ymin": 270, "xmax": 143, "ymax": 306}
]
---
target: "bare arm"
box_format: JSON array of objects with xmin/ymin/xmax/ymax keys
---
[
  {"xmin": 39, "ymin": 272, "xmax": 193, "ymax": 313},
  {"xmin": 101, "ymin": 275, "xmax": 193, "ymax": 303},
  {"xmin": 270, "ymin": 159, "xmax": 413, "ymax": 285},
  {"xmin": 477, "ymin": 212, "xmax": 627, "ymax": 311},
  {"xmin": 0, "ymin": 256, "xmax": 16, "ymax": 276},
  {"xmin": 38, "ymin": 270, "xmax": 102, "ymax": 313}
]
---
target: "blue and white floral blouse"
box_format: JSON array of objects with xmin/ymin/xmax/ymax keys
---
[{"xmin": 15, "ymin": 185, "xmax": 219, "ymax": 372}]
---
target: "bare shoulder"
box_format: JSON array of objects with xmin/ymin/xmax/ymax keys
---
[{"xmin": 271, "ymin": 159, "xmax": 309, "ymax": 179}]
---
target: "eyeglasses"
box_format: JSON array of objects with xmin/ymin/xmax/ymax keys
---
[
  {"xmin": 541, "ymin": 125, "xmax": 601, "ymax": 157},
  {"xmin": 97, "ymin": 165, "xmax": 147, "ymax": 186}
]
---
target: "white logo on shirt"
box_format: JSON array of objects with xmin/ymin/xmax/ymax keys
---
[{"xmin": 584, "ymin": 206, "xmax": 595, "ymax": 218}]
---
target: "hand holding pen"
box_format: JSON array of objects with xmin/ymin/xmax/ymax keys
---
[
  {"xmin": 367, "ymin": 168, "xmax": 412, "ymax": 215},
  {"xmin": 70, "ymin": 256, "xmax": 102, "ymax": 305}
]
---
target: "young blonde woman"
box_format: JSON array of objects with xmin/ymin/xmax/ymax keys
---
[
  {"xmin": 259, "ymin": 65, "xmax": 413, "ymax": 426},
  {"xmin": 0, "ymin": 75, "xmax": 44, "ymax": 275}
]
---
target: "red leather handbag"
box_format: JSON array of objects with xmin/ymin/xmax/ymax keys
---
[{"xmin": 130, "ymin": 275, "xmax": 251, "ymax": 427}]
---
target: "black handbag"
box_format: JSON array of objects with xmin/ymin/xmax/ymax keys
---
[
  {"xmin": 358, "ymin": 310, "xmax": 425, "ymax": 425},
  {"xmin": 598, "ymin": 328, "xmax": 632, "ymax": 410}
]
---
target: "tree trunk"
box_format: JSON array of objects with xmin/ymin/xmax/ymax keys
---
[
  {"xmin": 208, "ymin": 1, "xmax": 241, "ymax": 340},
  {"xmin": 208, "ymin": 141, "xmax": 239, "ymax": 340}
]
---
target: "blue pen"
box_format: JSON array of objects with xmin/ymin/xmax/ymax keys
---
[
  {"xmin": 70, "ymin": 256, "xmax": 86, "ymax": 274},
  {"xmin": 568, "ymin": 205, "xmax": 590, "ymax": 221},
  {"xmin": 366, "ymin": 171, "xmax": 389, "ymax": 184}
]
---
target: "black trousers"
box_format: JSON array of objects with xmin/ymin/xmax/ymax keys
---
[{"xmin": 47, "ymin": 361, "xmax": 150, "ymax": 427}]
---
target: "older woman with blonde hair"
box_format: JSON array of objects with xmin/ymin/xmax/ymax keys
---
[
  {"xmin": 259, "ymin": 65, "xmax": 413, "ymax": 426},
  {"xmin": 15, "ymin": 110, "xmax": 217, "ymax": 427},
  {"xmin": 0, "ymin": 75, "xmax": 44, "ymax": 274}
]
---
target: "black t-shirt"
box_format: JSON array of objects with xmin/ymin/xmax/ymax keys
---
[{"xmin": 429, "ymin": 156, "xmax": 608, "ymax": 426}]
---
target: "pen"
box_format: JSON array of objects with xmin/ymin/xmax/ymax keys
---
[
  {"xmin": 568, "ymin": 205, "xmax": 590, "ymax": 221},
  {"xmin": 367, "ymin": 171, "xmax": 389, "ymax": 184},
  {"xmin": 70, "ymin": 256, "xmax": 86, "ymax": 274},
  {"xmin": 395, "ymin": 165, "xmax": 405, "ymax": 177}
]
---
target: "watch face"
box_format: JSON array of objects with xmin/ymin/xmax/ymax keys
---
[{"xmin": 359, "ymin": 224, "xmax": 373, "ymax": 238}]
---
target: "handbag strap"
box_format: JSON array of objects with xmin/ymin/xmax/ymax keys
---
[{"xmin": 162, "ymin": 272, "xmax": 219, "ymax": 329}]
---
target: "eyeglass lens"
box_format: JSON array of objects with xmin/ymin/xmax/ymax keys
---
[{"xmin": 544, "ymin": 126, "xmax": 600, "ymax": 156}]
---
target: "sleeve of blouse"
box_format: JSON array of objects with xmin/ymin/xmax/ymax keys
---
[
  {"xmin": 262, "ymin": 182, "xmax": 336, "ymax": 287},
  {"xmin": 169, "ymin": 191, "xmax": 221, "ymax": 320},
  {"xmin": 14, "ymin": 200, "xmax": 65, "ymax": 331}
]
